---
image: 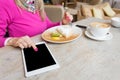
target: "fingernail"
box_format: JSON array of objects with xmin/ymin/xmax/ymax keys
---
[{"xmin": 34, "ymin": 48, "xmax": 38, "ymax": 52}]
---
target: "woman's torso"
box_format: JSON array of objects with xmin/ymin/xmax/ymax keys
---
[{"xmin": 0, "ymin": 0, "xmax": 51, "ymax": 37}]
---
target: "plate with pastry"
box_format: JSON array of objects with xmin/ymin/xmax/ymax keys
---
[{"xmin": 41, "ymin": 25, "xmax": 82, "ymax": 43}]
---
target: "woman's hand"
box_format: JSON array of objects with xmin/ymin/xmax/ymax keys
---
[
  {"xmin": 6, "ymin": 36, "xmax": 38, "ymax": 51},
  {"xmin": 62, "ymin": 12, "xmax": 73, "ymax": 25}
]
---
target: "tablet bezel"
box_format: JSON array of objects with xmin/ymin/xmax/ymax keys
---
[{"xmin": 21, "ymin": 42, "xmax": 60, "ymax": 77}]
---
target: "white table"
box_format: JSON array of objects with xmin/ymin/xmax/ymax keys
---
[{"xmin": 0, "ymin": 18, "xmax": 120, "ymax": 80}]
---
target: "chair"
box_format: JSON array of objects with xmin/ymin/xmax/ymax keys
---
[
  {"xmin": 44, "ymin": 5, "xmax": 64, "ymax": 22},
  {"xmin": 77, "ymin": 2, "xmax": 120, "ymax": 20}
]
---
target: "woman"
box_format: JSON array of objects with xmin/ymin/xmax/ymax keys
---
[{"xmin": 0, "ymin": 0, "xmax": 72, "ymax": 51}]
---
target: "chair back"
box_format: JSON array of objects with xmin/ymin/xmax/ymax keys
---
[{"xmin": 45, "ymin": 5, "xmax": 64, "ymax": 22}]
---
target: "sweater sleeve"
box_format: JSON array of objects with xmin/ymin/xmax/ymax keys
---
[
  {"xmin": 0, "ymin": 2, "xmax": 11, "ymax": 47},
  {"xmin": 0, "ymin": 17, "xmax": 8, "ymax": 47}
]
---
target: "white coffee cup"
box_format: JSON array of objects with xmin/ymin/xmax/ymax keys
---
[
  {"xmin": 111, "ymin": 17, "xmax": 120, "ymax": 27},
  {"xmin": 88, "ymin": 22, "xmax": 110, "ymax": 38}
]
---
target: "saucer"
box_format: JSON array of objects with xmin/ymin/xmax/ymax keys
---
[{"xmin": 85, "ymin": 30, "xmax": 113, "ymax": 41}]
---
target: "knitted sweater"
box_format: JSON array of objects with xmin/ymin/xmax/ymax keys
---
[{"xmin": 0, "ymin": 0, "xmax": 60, "ymax": 47}]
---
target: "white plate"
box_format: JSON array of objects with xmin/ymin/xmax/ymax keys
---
[
  {"xmin": 42, "ymin": 25, "xmax": 82, "ymax": 43},
  {"xmin": 85, "ymin": 30, "xmax": 113, "ymax": 41}
]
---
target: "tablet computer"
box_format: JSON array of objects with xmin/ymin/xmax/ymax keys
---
[{"xmin": 21, "ymin": 42, "xmax": 59, "ymax": 77}]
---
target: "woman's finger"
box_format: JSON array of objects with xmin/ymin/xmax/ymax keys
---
[
  {"xmin": 21, "ymin": 41, "xmax": 28, "ymax": 48},
  {"xmin": 15, "ymin": 37, "xmax": 28, "ymax": 48},
  {"xmin": 18, "ymin": 43, "xmax": 24, "ymax": 49},
  {"xmin": 23, "ymin": 36, "xmax": 38, "ymax": 51},
  {"xmin": 31, "ymin": 43, "xmax": 38, "ymax": 52}
]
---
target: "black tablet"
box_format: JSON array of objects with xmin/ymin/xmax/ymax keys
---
[{"xmin": 21, "ymin": 42, "xmax": 59, "ymax": 77}]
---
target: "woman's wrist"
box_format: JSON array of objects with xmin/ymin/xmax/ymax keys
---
[{"xmin": 6, "ymin": 38, "xmax": 17, "ymax": 46}]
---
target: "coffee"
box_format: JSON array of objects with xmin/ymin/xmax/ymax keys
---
[
  {"xmin": 88, "ymin": 22, "xmax": 110, "ymax": 38},
  {"xmin": 90, "ymin": 22, "xmax": 109, "ymax": 28}
]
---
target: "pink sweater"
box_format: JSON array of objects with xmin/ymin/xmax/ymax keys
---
[{"xmin": 0, "ymin": 0, "xmax": 60, "ymax": 47}]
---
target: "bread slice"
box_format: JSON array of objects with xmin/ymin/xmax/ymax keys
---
[{"xmin": 57, "ymin": 25, "xmax": 72, "ymax": 38}]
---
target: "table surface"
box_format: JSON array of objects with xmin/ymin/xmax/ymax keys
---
[{"xmin": 0, "ymin": 18, "xmax": 120, "ymax": 80}]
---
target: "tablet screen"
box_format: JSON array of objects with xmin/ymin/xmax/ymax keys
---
[{"xmin": 23, "ymin": 43, "xmax": 56, "ymax": 72}]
